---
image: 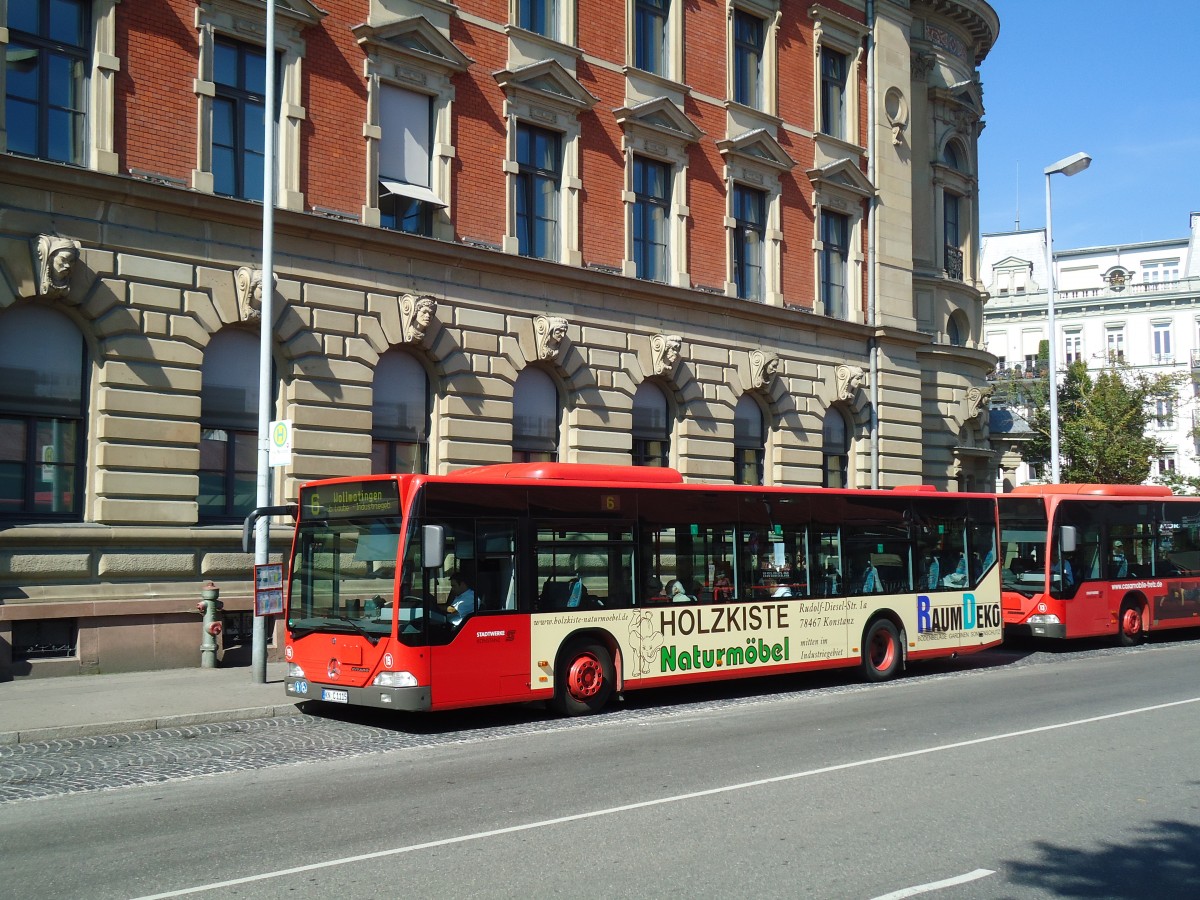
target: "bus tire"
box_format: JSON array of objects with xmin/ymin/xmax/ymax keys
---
[
  {"xmin": 1118, "ymin": 599, "xmax": 1146, "ymax": 647},
  {"xmin": 861, "ymin": 619, "xmax": 902, "ymax": 682},
  {"xmin": 554, "ymin": 640, "xmax": 615, "ymax": 716}
]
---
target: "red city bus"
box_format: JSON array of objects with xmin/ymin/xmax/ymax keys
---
[
  {"xmin": 999, "ymin": 484, "xmax": 1200, "ymax": 643},
  {"xmin": 273, "ymin": 463, "xmax": 1001, "ymax": 716}
]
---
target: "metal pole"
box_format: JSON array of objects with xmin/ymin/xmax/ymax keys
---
[
  {"xmin": 252, "ymin": 0, "xmax": 277, "ymax": 683},
  {"xmin": 1044, "ymin": 172, "xmax": 1059, "ymax": 484}
]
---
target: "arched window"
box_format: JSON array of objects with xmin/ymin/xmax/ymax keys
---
[
  {"xmin": 372, "ymin": 351, "xmax": 430, "ymax": 474},
  {"xmin": 944, "ymin": 142, "xmax": 962, "ymax": 170},
  {"xmin": 199, "ymin": 330, "xmax": 260, "ymax": 521},
  {"xmin": 947, "ymin": 310, "xmax": 968, "ymax": 347},
  {"xmin": 822, "ymin": 408, "xmax": 849, "ymax": 488},
  {"xmin": 0, "ymin": 305, "xmax": 86, "ymax": 520},
  {"xmin": 512, "ymin": 367, "xmax": 559, "ymax": 462},
  {"xmin": 733, "ymin": 394, "xmax": 764, "ymax": 485},
  {"xmin": 632, "ymin": 382, "xmax": 670, "ymax": 467}
]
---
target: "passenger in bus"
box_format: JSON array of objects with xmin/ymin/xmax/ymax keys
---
[
  {"xmin": 667, "ymin": 579, "xmax": 694, "ymax": 602},
  {"xmin": 713, "ymin": 564, "xmax": 734, "ymax": 602},
  {"xmin": 924, "ymin": 551, "xmax": 941, "ymax": 589},
  {"xmin": 861, "ymin": 559, "xmax": 884, "ymax": 593},
  {"xmin": 1110, "ymin": 541, "xmax": 1128, "ymax": 578},
  {"xmin": 822, "ymin": 560, "xmax": 841, "ymax": 595}
]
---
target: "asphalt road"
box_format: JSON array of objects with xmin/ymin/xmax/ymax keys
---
[{"xmin": 3, "ymin": 638, "xmax": 1199, "ymax": 899}]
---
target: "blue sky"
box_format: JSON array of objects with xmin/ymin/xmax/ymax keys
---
[{"xmin": 977, "ymin": 2, "xmax": 1200, "ymax": 248}]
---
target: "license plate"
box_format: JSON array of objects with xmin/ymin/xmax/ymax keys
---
[{"xmin": 321, "ymin": 689, "xmax": 349, "ymax": 703}]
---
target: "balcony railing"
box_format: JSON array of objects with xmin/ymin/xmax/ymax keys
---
[
  {"xmin": 1057, "ymin": 276, "xmax": 1199, "ymax": 300},
  {"xmin": 944, "ymin": 245, "xmax": 963, "ymax": 281}
]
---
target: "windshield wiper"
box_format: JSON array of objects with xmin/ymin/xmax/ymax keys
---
[{"xmin": 327, "ymin": 616, "xmax": 382, "ymax": 646}]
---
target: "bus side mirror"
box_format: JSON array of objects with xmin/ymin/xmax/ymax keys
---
[
  {"xmin": 423, "ymin": 525, "xmax": 446, "ymax": 569},
  {"xmin": 1059, "ymin": 525, "xmax": 1077, "ymax": 554}
]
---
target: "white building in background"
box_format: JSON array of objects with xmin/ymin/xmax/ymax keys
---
[{"xmin": 981, "ymin": 213, "xmax": 1200, "ymax": 490}]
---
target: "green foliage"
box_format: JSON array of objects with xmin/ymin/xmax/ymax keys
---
[
  {"xmin": 1020, "ymin": 359, "xmax": 1184, "ymax": 484},
  {"xmin": 1154, "ymin": 470, "xmax": 1200, "ymax": 496}
]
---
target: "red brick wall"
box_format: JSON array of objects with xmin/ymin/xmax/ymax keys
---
[
  {"xmin": 117, "ymin": 0, "xmax": 197, "ymax": 180},
  {"xmin": 110, "ymin": 1, "xmax": 863, "ymax": 308}
]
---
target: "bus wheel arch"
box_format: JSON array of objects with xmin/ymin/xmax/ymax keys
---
[
  {"xmin": 553, "ymin": 630, "xmax": 618, "ymax": 716},
  {"xmin": 861, "ymin": 614, "xmax": 905, "ymax": 682},
  {"xmin": 1118, "ymin": 593, "xmax": 1148, "ymax": 646}
]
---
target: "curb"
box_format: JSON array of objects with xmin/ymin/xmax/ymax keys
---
[{"xmin": 0, "ymin": 704, "xmax": 302, "ymax": 747}]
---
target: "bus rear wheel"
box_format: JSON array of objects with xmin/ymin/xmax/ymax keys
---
[
  {"xmin": 1118, "ymin": 600, "xmax": 1146, "ymax": 646},
  {"xmin": 861, "ymin": 619, "xmax": 902, "ymax": 682},
  {"xmin": 554, "ymin": 641, "xmax": 615, "ymax": 716}
]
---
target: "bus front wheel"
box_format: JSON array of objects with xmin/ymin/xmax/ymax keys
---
[
  {"xmin": 861, "ymin": 619, "xmax": 902, "ymax": 682},
  {"xmin": 1118, "ymin": 600, "xmax": 1146, "ymax": 647},
  {"xmin": 554, "ymin": 641, "xmax": 615, "ymax": 716}
]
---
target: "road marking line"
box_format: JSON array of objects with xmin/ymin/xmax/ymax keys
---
[
  {"xmin": 870, "ymin": 868, "xmax": 995, "ymax": 899},
  {"xmin": 132, "ymin": 695, "xmax": 1200, "ymax": 899}
]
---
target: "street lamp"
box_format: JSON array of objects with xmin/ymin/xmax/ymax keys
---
[{"xmin": 1044, "ymin": 151, "xmax": 1091, "ymax": 484}]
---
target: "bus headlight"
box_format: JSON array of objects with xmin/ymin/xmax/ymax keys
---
[
  {"xmin": 1026, "ymin": 614, "xmax": 1062, "ymax": 625},
  {"xmin": 373, "ymin": 671, "xmax": 418, "ymax": 688},
  {"xmin": 288, "ymin": 662, "xmax": 307, "ymax": 678}
]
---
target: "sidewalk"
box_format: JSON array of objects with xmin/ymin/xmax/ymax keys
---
[{"xmin": 0, "ymin": 663, "xmax": 297, "ymax": 746}]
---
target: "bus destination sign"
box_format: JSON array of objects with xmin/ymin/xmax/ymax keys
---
[{"xmin": 304, "ymin": 480, "xmax": 400, "ymax": 519}]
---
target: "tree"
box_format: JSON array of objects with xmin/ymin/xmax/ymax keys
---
[{"xmin": 1018, "ymin": 359, "xmax": 1183, "ymax": 484}]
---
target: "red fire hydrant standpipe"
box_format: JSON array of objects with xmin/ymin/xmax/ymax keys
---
[{"xmin": 198, "ymin": 582, "xmax": 224, "ymax": 668}]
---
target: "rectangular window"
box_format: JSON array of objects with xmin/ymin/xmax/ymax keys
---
[
  {"xmin": 632, "ymin": 156, "xmax": 670, "ymax": 282},
  {"xmin": 13, "ymin": 618, "xmax": 78, "ymax": 661},
  {"xmin": 819, "ymin": 47, "xmax": 847, "ymax": 139},
  {"xmin": 820, "ymin": 210, "xmax": 849, "ymax": 318},
  {"xmin": 1143, "ymin": 260, "xmax": 1180, "ymax": 283},
  {"xmin": 212, "ymin": 39, "xmax": 268, "ymax": 201},
  {"xmin": 634, "ymin": 0, "xmax": 669, "ymax": 76},
  {"xmin": 1152, "ymin": 323, "xmax": 1173, "ymax": 363},
  {"xmin": 1154, "ymin": 398, "xmax": 1175, "ymax": 429},
  {"xmin": 733, "ymin": 10, "xmax": 764, "ymax": 108},
  {"xmin": 199, "ymin": 428, "xmax": 257, "ymax": 520},
  {"xmin": 379, "ymin": 84, "xmax": 436, "ymax": 236},
  {"xmin": 1106, "ymin": 327, "xmax": 1125, "ymax": 361},
  {"xmin": 1064, "ymin": 332, "xmax": 1082, "ymax": 365},
  {"xmin": 732, "ymin": 185, "xmax": 766, "ymax": 302},
  {"xmin": 5, "ymin": 0, "xmax": 90, "ymax": 164},
  {"xmin": 515, "ymin": 123, "xmax": 562, "ymax": 260},
  {"xmin": 518, "ymin": 0, "xmax": 558, "ymax": 40},
  {"xmin": 943, "ymin": 193, "xmax": 962, "ymax": 280}
]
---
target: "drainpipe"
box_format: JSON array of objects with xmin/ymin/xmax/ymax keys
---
[{"xmin": 866, "ymin": 0, "xmax": 880, "ymax": 488}]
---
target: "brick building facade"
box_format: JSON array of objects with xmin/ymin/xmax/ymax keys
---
[{"xmin": 0, "ymin": 0, "xmax": 998, "ymax": 677}]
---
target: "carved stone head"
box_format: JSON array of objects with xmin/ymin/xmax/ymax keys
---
[
  {"xmin": 401, "ymin": 293, "xmax": 437, "ymax": 344},
  {"xmin": 535, "ymin": 315, "xmax": 569, "ymax": 361},
  {"xmin": 235, "ymin": 266, "xmax": 269, "ymax": 321},
  {"xmin": 36, "ymin": 234, "xmax": 81, "ymax": 300},
  {"xmin": 651, "ymin": 333, "xmax": 683, "ymax": 376},
  {"xmin": 835, "ymin": 364, "xmax": 867, "ymax": 402}
]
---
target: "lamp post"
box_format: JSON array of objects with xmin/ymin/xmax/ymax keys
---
[{"xmin": 1043, "ymin": 151, "xmax": 1091, "ymax": 484}]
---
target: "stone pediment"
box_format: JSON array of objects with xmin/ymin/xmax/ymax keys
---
[
  {"xmin": 219, "ymin": 0, "xmax": 327, "ymax": 27},
  {"xmin": 934, "ymin": 78, "xmax": 984, "ymax": 119},
  {"xmin": 614, "ymin": 97, "xmax": 702, "ymax": 143},
  {"xmin": 495, "ymin": 59, "xmax": 598, "ymax": 111},
  {"xmin": 805, "ymin": 158, "xmax": 875, "ymax": 200},
  {"xmin": 716, "ymin": 129, "xmax": 795, "ymax": 172},
  {"xmin": 354, "ymin": 16, "xmax": 472, "ymax": 72},
  {"xmin": 992, "ymin": 255, "xmax": 1032, "ymax": 271}
]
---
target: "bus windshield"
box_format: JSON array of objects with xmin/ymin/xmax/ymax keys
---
[
  {"xmin": 999, "ymin": 497, "xmax": 1049, "ymax": 597},
  {"xmin": 287, "ymin": 516, "xmax": 402, "ymax": 644}
]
